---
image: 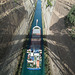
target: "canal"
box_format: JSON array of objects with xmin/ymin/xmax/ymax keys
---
[{"xmin": 21, "ymin": 0, "xmax": 44, "ymax": 75}]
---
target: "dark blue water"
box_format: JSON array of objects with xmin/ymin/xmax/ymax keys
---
[{"xmin": 21, "ymin": 0, "xmax": 44, "ymax": 75}]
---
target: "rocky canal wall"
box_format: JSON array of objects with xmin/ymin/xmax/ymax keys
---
[
  {"xmin": 42, "ymin": 0, "xmax": 75, "ymax": 75},
  {"xmin": 42, "ymin": 0, "xmax": 55, "ymax": 35},
  {"xmin": 0, "ymin": 0, "xmax": 36, "ymax": 75}
]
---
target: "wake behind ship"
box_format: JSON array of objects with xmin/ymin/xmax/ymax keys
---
[{"xmin": 27, "ymin": 20, "xmax": 42, "ymax": 70}]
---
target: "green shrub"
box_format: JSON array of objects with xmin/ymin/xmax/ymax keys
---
[
  {"xmin": 65, "ymin": 5, "xmax": 75, "ymax": 27},
  {"xmin": 65, "ymin": 5, "xmax": 75, "ymax": 40},
  {"xmin": 46, "ymin": 0, "xmax": 52, "ymax": 8},
  {"xmin": 70, "ymin": 27, "xmax": 75, "ymax": 39},
  {"xmin": 35, "ymin": 2, "xmax": 37, "ymax": 7},
  {"xmin": 14, "ymin": 0, "xmax": 17, "ymax": 3},
  {"xmin": 46, "ymin": 5, "xmax": 49, "ymax": 8}
]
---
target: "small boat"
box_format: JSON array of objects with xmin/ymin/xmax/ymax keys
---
[{"xmin": 27, "ymin": 19, "xmax": 42, "ymax": 70}]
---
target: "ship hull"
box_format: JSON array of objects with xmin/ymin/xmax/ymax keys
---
[{"xmin": 27, "ymin": 26, "xmax": 42, "ymax": 70}]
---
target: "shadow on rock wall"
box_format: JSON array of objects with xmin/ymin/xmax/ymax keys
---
[
  {"xmin": 43, "ymin": 17, "xmax": 75, "ymax": 75},
  {"xmin": 0, "ymin": 17, "xmax": 75, "ymax": 75}
]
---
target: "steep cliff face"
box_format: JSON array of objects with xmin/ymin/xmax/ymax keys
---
[
  {"xmin": 42, "ymin": 0, "xmax": 75, "ymax": 75},
  {"xmin": 42, "ymin": 0, "xmax": 55, "ymax": 35},
  {"xmin": 42, "ymin": 0, "xmax": 75, "ymax": 35},
  {"xmin": 0, "ymin": 0, "xmax": 36, "ymax": 75}
]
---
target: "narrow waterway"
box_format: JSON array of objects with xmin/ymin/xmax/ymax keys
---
[{"xmin": 21, "ymin": 0, "xmax": 44, "ymax": 75}]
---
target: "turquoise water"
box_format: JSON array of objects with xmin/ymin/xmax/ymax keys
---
[{"xmin": 21, "ymin": 0, "xmax": 44, "ymax": 75}]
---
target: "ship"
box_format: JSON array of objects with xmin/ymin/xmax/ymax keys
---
[{"xmin": 27, "ymin": 19, "xmax": 42, "ymax": 70}]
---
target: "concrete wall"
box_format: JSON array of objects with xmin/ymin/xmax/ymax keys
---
[{"xmin": 0, "ymin": 0, "xmax": 36, "ymax": 75}]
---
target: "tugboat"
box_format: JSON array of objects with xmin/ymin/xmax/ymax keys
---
[{"xmin": 27, "ymin": 19, "xmax": 42, "ymax": 70}]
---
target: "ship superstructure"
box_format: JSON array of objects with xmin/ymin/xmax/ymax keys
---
[{"xmin": 27, "ymin": 20, "xmax": 42, "ymax": 70}]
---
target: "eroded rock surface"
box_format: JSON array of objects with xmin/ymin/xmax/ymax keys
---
[
  {"xmin": 0, "ymin": 0, "xmax": 36, "ymax": 75},
  {"xmin": 42, "ymin": 0, "xmax": 75, "ymax": 75}
]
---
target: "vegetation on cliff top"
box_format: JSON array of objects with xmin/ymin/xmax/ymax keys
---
[
  {"xmin": 65, "ymin": 5, "xmax": 75, "ymax": 26},
  {"xmin": 46, "ymin": 0, "xmax": 52, "ymax": 8},
  {"xmin": 64, "ymin": 5, "xmax": 75, "ymax": 40}
]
